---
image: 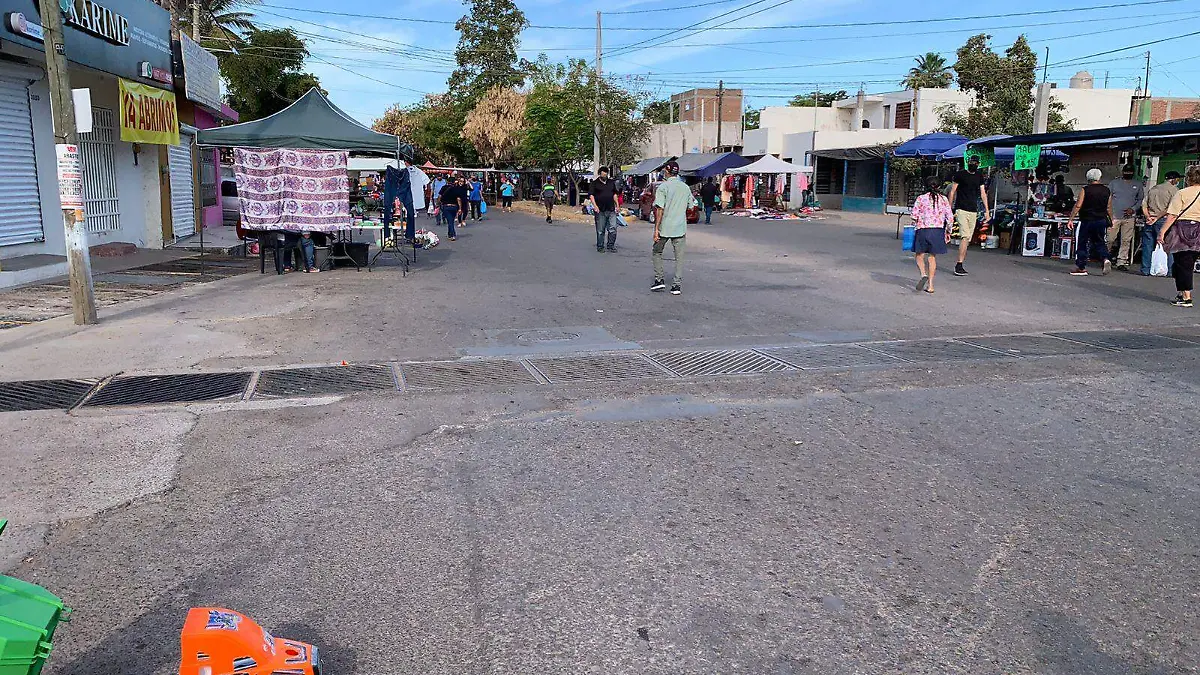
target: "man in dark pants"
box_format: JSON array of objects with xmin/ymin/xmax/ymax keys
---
[
  {"xmin": 699, "ymin": 178, "xmax": 719, "ymax": 224},
  {"xmin": 439, "ymin": 178, "xmax": 464, "ymax": 241},
  {"xmin": 1068, "ymin": 168, "xmax": 1113, "ymax": 276},
  {"xmin": 589, "ymin": 166, "xmax": 619, "ymax": 252}
]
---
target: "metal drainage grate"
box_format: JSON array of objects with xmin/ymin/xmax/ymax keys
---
[
  {"xmin": 400, "ymin": 359, "xmax": 540, "ymax": 391},
  {"xmin": 253, "ymin": 364, "xmax": 397, "ymax": 399},
  {"xmin": 85, "ymin": 372, "xmax": 252, "ymax": 407},
  {"xmin": 955, "ymin": 334, "xmax": 1104, "ymax": 358},
  {"xmin": 0, "ymin": 379, "xmax": 98, "ymax": 412},
  {"xmin": 762, "ymin": 344, "xmax": 904, "ymax": 370},
  {"xmin": 527, "ymin": 353, "xmax": 671, "ymax": 383},
  {"xmin": 647, "ymin": 350, "xmax": 793, "ymax": 377},
  {"xmin": 862, "ymin": 339, "xmax": 1012, "ymax": 363},
  {"xmin": 1048, "ymin": 330, "xmax": 1195, "ymax": 351}
]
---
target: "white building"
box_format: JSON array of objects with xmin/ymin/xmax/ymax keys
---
[
  {"xmin": 0, "ymin": 0, "xmax": 179, "ymax": 286},
  {"xmin": 639, "ymin": 120, "xmax": 743, "ymax": 158}
]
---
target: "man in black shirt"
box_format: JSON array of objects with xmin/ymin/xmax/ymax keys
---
[
  {"xmin": 438, "ymin": 176, "xmax": 465, "ymax": 241},
  {"xmin": 947, "ymin": 157, "xmax": 991, "ymax": 276},
  {"xmin": 589, "ymin": 166, "xmax": 620, "ymax": 252},
  {"xmin": 699, "ymin": 178, "xmax": 720, "ymax": 224}
]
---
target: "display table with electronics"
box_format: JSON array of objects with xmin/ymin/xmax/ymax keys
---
[{"xmin": 1022, "ymin": 215, "xmax": 1076, "ymax": 260}]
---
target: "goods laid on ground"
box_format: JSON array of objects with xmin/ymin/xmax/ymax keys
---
[{"xmin": 724, "ymin": 207, "xmax": 824, "ymax": 221}]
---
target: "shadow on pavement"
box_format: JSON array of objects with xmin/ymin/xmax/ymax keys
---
[{"xmin": 1033, "ymin": 610, "xmax": 1174, "ymax": 675}]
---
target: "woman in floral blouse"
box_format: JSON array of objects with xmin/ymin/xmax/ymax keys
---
[{"xmin": 912, "ymin": 175, "xmax": 954, "ymax": 294}]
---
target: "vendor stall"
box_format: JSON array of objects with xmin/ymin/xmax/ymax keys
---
[
  {"xmin": 724, "ymin": 154, "xmax": 813, "ymax": 211},
  {"xmin": 196, "ymin": 88, "xmax": 414, "ymax": 273}
]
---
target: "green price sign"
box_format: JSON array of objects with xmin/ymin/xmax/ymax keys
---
[
  {"xmin": 963, "ymin": 146, "xmax": 995, "ymax": 168},
  {"xmin": 1013, "ymin": 144, "xmax": 1042, "ymax": 171}
]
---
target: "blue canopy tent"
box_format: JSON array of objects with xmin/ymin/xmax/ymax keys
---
[
  {"xmin": 891, "ymin": 132, "xmax": 969, "ymax": 158},
  {"xmin": 676, "ymin": 152, "xmax": 749, "ymax": 179},
  {"xmin": 940, "ymin": 135, "xmax": 1069, "ymax": 164}
]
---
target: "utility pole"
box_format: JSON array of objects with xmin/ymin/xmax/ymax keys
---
[
  {"xmin": 192, "ymin": 0, "xmax": 200, "ymax": 38},
  {"xmin": 37, "ymin": 0, "xmax": 97, "ymax": 324},
  {"xmin": 1043, "ymin": 47, "xmax": 1049, "ymax": 83},
  {"xmin": 1144, "ymin": 50, "xmax": 1152, "ymax": 100},
  {"xmin": 593, "ymin": 11, "xmax": 601, "ymax": 175},
  {"xmin": 716, "ymin": 80, "xmax": 724, "ymax": 150}
]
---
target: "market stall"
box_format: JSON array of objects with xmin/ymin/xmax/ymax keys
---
[
  {"xmin": 196, "ymin": 88, "xmax": 414, "ymax": 273},
  {"xmin": 724, "ymin": 155, "xmax": 813, "ymax": 215}
]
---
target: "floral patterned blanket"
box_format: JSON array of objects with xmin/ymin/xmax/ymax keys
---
[{"xmin": 234, "ymin": 148, "xmax": 349, "ymax": 232}]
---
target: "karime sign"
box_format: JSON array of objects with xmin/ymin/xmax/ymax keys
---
[{"xmin": 119, "ymin": 77, "xmax": 179, "ymax": 145}]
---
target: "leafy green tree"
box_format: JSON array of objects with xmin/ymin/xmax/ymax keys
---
[
  {"xmin": 937, "ymin": 34, "xmax": 1074, "ymax": 136},
  {"xmin": 219, "ymin": 28, "xmax": 323, "ymax": 121},
  {"xmin": 788, "ymin": 90, "xmax": 848, "ymax": 107},
  {"xmin": 643, "ymin": 99, "xmax": 677, "ymax": 124},
  {"xmin": 183, "ymin": 0, "xmax": 257, "ymax": 43},
  {"xmin": 450, "ymin": 0, "xmax": 529, "ymax": 104},
  {"xmin": 373, "ymin": 95, "xmax": 476, "ymax": 166},
  {"xmin": 743, "ymin": 108, "xmax": 761, "ymax": 130},
  {"xmin": 901, "ymin": 52, "xmax": 953, "ymax": 89}
]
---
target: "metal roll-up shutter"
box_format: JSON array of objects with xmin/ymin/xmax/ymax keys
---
[
  {"xmin": 0, "ymin": 71, "xmax": 44, "ymax": 247},
  {"xmin": 167, "ymin": 133, "xmax": 195, "ymax": 239}
]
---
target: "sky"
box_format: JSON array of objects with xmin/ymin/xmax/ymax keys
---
[{"xmin": 245, "ymin": 0, "xmax": 1200, "ymax": 127}]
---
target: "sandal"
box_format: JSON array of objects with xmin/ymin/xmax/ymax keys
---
[{"xmin": 924, "ymin": 288, "xmax": 936, "ymax": 294}]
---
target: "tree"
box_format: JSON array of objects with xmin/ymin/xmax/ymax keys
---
[
  {"xmin": 643, "ymin": 99, "xmax": 677, "ymax": 124},
  {"xmin": 219, "ymin": 29, "xmax": 323, "ymax": 121},
  {"xmin": 182, "ymin": 0, "xmax": 257, "ymax": 43},
  {"xmin": 450, "ymin": 0, "xmax": 529, "ymax": 103},
  {"xmin": 901, "ymin": 52, "xmax": 953, "ymax": 89},
  {"xmin": 374, "ymin": 95, "xmax": 476, "ymax": 166},
  {"xmin": 744, "ymin": 108, "xmax": 761, "ymax": 130},
  {"xmin": 522, "ymin": 84, "xmax": 591, "ymax": 173},
  {"xmin": 937, "ymin": 34, "xmax": 1074, "ymax": 137},
  {"xmin": 462, "ymin": 86, "xmax": 527, "ymax": 166},
  {"xmin": 788, "ymin": 90, "xmax": 848, "ymax": 108}
]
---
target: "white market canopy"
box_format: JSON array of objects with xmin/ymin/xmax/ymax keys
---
[{"xmin": 726, "ymin": 155, "xmax": 812, "ymax": 175}]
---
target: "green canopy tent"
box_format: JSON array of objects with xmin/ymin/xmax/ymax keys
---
[{"xmin": 196, "ymin": 88, "xmax": 411, "ymax": 157}]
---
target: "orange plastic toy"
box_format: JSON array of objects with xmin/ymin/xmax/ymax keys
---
[{"xmin": 178, "ymin": 607, "xmax": 320, "ymax": 675}]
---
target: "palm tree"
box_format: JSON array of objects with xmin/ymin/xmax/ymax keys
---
[
  {"xmin": 179, "ymin": 0, "xmax": 258, "ymax": 43},
  {"xmin": 901, "ymin": 53, "xmax": 953, "ymax": 90}
]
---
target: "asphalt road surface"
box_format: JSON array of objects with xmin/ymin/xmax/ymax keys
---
[{"xmin": 1, "ymin": 208, "xmax": 1197, "ymax": 674}]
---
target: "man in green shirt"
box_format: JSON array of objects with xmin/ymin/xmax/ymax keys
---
[{"xmin": 651, "ymin": 160, "xmax": 691, "ymax": 295}]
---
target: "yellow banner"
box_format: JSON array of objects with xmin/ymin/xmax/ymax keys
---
[{"xmin": 118, "ymin": 78, "xmax": 179, "ymax": 146}]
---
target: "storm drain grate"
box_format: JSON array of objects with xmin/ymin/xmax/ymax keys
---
[
  {"xmin": 85, "ymin": 372, "xmax": 251, "ymax": 407},
  {"xmin": 527, "ymin": 353, "xmax": 671, "ymax": 383},
  {"xmin": 647, "ymin": 349, "xmax": 793, "ymax": 377},
  {"xmin": 762, "ymin": 344, "xmax": 905, "ymax": 370},
  {"xmin": 955, "ymin": 334, "xmax": 1105, "ymax": 358},
  {"xmin": 1048, "ymin": 330, "xmax": 1195, "ymax": 351},
  {"xmin": 862, "ymin": 339, "xmax": 1012, "ymax": 363},
  {"xmin": 0, "ymin": 379, "xmax": 98, "ymax": 412},
  {"xmin": 400, "ymin": 359, "xmax": 540, "ymax": 390},
  {"xmin": 253, "ymin": 364, "xmax": 396, "ymax": 398}
]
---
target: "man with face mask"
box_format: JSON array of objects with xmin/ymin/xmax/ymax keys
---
[
  {"xmin": 947, "ymin": 155, "xmax": 990, "ymax": 276},
  {"xmin": 1108, "ymin": 165, "xmax": 1145, "ymax": 270},
  {"xmin": 589, "ymin": 166, "xmax": 619, "ymax": 252}
]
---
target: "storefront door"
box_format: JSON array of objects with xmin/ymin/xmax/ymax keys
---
[
  {"xmin": 79, "ymin": 107, "xmax": 120, "ymax": 234},
  {"xmin": 167, "ymin": 131, "xmax": 195, "ymax": 238},
  {"xmin": 0, "ymin": 67, "xmax": 44, "ymax": 247}
]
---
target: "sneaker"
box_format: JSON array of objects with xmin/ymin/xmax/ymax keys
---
[
  {"xmin": 954, "ymin": 263, "xmax": 968, "ymax": 276},
  {"xmin": 1171, "ymin": 296, "xmax": 1193, "ymax": 307},
  {"xmin": 606, "ymin": 246, "xmax": 617, "ymax": 253},
  {"xmin": 1117, "ymin": 263, "xmax": 1129, "ymax": 271},
  {"xmin": 1101, "ymin": 260, "xmax": 1112, "ymax": 275},
  {"xmin": 651, "ymin": 278, "xmax": 667, "ymax": 292},
  {"xmin": 1070, "ymin": 268, "xmax": 1088, "ymax": 276},
  {"xmin": 597, "ymin": 246, "xmax": 605, "ymax": 252},
  {"xmin": 670, "ymin": 285, "xmax": 682, "ymax": 295},
  {"xmin": 449, "ymin": 236, "xmax": 457, "ymax": 241}
]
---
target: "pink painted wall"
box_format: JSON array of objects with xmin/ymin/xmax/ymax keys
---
[{"xmin": 193, "ymin": 106, "xmax": 238, "ymax": 229}]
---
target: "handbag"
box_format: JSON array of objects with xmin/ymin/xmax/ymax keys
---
[{"xmin": 1163, "ymin": 191, "xmax": 1200, "ymax": 252}]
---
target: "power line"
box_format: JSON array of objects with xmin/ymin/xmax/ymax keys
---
[
  {"xmin": 605, "ymin": 0, "xmax": 748, "ymax": 13},
  {"xmin": 253, "ymin": 0, "xmax": 1184, "ymax": 32},
  {"xmin": 604, "ymin": 0, "xmax": 799, "ymax": 61}
]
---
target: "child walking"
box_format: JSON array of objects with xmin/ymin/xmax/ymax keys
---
[{"xmin": 911, "ymin": 176, "xmax": 954, "ymax": 294}]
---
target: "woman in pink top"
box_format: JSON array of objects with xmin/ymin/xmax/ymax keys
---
[{"xmin": 911, "ymin": 176, "xmax": 954, "ymax": 294}]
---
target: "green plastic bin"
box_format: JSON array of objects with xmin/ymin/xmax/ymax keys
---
[{"xmin": 0, "ymin": 521, "xmax": 70, "ymax": 675}]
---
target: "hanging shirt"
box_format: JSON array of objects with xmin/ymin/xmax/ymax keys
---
[{"xmin": 407, "ymin": 166, "xmax": 430, "ymax": 210}]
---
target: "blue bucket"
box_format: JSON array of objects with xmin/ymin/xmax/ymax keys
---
[{"xmin": 901, "ymin": 225, "xmax": 915, "ymax": 252}]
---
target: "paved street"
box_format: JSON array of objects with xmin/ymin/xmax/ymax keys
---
[{"xmin": 2, "ymin": 209, "xmax": 1198, "ymax": 674}]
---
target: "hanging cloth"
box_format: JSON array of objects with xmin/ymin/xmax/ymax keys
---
[{"xmin": 383, "ymin": 165, "xmax": 416, "ymax": 240}]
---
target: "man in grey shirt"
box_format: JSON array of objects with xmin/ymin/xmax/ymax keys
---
[{"xmin": 1108, "ymin": 165, "xmax": 1145, "ymax": 270}]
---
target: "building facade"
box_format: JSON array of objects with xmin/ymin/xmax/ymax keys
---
[
  {"xmin": 670, "ymin": 87, "xmax": 743, "ymax": 123},
  {"xmin": 0, "ymin": 0, "xmax": 178, "ymax": 284}
]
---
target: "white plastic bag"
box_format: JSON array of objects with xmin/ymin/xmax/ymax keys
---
[{"xmin": 1151, "ymin": 243, "xmax": 1170, "ymax": 276}]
